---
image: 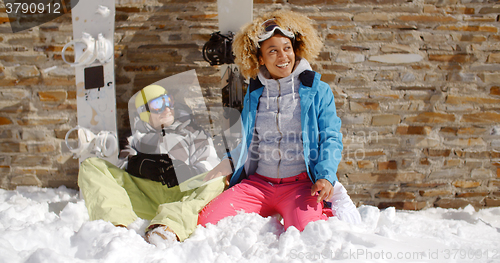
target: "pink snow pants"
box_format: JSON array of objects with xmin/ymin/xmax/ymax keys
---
[{"xmin": 198, "ymin": 172, "xmax": 327, "ymax": 231}]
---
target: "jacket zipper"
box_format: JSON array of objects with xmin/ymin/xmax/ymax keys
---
[{"xmin": 276, "ymin": 80, "xmax": 282, "ymax": 179}]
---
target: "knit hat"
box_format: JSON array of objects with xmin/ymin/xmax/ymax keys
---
[{"xmin": 232, "ymin": 10, "xmax": 323, "ymax": 79}]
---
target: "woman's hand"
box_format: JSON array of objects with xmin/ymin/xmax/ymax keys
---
[
  {"xmin": 311, "ymin": 179, "xmax": 334, "ymax": 203},
  {"xmin": 203, "ymin": 158, "xmax": 233, "ymax": 185}
]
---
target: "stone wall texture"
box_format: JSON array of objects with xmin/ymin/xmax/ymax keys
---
[{"xmin": 0, "ymin": 0, "xmax": 499, "ymax": 210}]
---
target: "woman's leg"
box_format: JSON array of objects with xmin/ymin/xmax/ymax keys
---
[
  {"xmin": 78, "ymin": 157, "xmax": 158, "ymax": 226},
  {"xmin": 149, "ymin": 172, "xmax": 226, "ymax": 241},
  {"xmin": 198, "ymin": 175, "xmax": 275, "ymax": 227},
  {"xmin": 274, "ymin": 179, "xmax": 327, "ymax": 231}
]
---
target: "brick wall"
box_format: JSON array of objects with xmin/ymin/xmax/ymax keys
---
[{"xmin": 0, "ymin": 0, "xmax": 499, "ymax": 210}]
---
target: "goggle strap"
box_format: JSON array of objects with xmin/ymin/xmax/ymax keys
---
[{"xmin": 139, "ymin": 90, "xmax": 150, "ymax": 113}]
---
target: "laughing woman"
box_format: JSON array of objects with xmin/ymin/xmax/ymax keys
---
[{"xmin": 200, "ymin": 10, "xmax": 349, "ymax": 231}]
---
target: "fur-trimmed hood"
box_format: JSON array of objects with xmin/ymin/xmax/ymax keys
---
[{"xmin": 232, "ymin": 10, "xmax": 323, "ymax": 79}]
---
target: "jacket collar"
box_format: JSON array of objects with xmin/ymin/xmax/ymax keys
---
[{"xmin": 249, "ymin": 69, "xmax": 315, "ymax": 92}]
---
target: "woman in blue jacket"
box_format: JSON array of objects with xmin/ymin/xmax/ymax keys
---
[{"xmin": 199, "ymin": 10, "xmax": 346, "ymax": 231}]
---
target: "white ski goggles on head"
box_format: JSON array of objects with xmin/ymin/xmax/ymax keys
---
[{"xmin": 257, "ymin": 19, "xmax": 295, "ymax": 44}]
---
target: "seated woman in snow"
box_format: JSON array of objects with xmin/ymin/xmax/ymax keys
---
[
  {"xmin": 200, "ymin": 10, "xmax": 360, "ymax": 231},
  {"xmin": 78, "ymin": 78, "xmax": 225, "ymax": 246}
]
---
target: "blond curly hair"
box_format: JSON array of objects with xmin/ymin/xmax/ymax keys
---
[{"xmin": 232, "ymin": 10, "xmax": 323, "ymax": 79}]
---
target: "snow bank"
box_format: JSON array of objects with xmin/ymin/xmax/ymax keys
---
[{"xmin": 1, "ymin": 186, "xmax": 499, "ymax": 263}]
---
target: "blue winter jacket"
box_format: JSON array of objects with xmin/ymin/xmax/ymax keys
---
[{"xmin": 228, "ymin": 70, "xmax": 343, "ymax": 187}]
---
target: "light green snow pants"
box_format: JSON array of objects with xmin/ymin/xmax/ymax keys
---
[{"xmin": 77, "ymin": 157, "xmax": 225, "ymax": 241}]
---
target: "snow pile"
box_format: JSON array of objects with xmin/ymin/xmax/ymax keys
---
[{"xmin": 1, "ymin": 186, "xmax": 499, "ymax": 263}]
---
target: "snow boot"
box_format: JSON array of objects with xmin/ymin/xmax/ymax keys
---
[{"xmin": 145, "ymin": 225, "xmax": 179, "ymax": 248}]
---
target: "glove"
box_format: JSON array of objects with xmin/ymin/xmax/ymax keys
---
[
  {"xmin": 126, "ymin": 152, "xmax": 179, "ymax": 187},
  {"xmin": 329, "ymin": 182, "xmax": 362, "ymax": 224}
]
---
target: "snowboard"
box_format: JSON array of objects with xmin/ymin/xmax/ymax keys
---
[
  {"xmin": 64, "ymin": 0, "xmax": 118, "ymax": 165},
  {"xmin": 214, "ymin": 0, "xmax": 253, "ymax": 153}
]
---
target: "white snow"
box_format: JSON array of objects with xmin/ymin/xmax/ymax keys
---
[{"xmin": 1, "ymin": 186, "xmax": 500, "ymax": 263}]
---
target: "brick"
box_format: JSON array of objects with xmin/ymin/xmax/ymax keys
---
[
  {"xmin": 436, "ymin": 25, "xmax": 498, "ymax": 33},
  {"xmin": 428, "ymin": 54, "xmax": 475, "ymax": 63},
  {"xmin": 471, "ymin": 43, "xmax": 500, "ymax": 52},
  {"xmin": 444, "ymin": 138, "xmax": 486, "ymax": 148},
  {"xmin": 335, "ymin": 52, "xmax": 365, "ymax": 63},
  {"xmin": 404, "ymin": 182, "xmax": 447, "ymax": 188},
  {"xmin": 376, "ymin": 191, "xmax": 416, "ymax": 199},
  {"xmin": 357, "ymin": 31, "xmax": 395, "ymax": 42},
  {"xmin": 453, "ymin": 180, "xmax": 481, "ymax": 188},
  {"xmin": 349, "ymin": 101, "xmax": 380, "ymax": 112},
  {"xmin": 358, "ymin": 160, "xmax": 374, "ymax": 169},
  {"xmin": 471, "ymin": 168, "xmax": 495, "ymax": 178},
  {"xmin": 25, "ymin": 143, "xmax": 56, "ymax": 154},
  {"xmin": 0, "ymin": 142, "xmax": 27, "ymax": 153},
  {"xmin": 434, "ymin": 198, "xmax": 477, "ymax": 209},
  {"xmin": 447, "ymin": 72, "xmax": 477, "ymax": 82},
  {"xmin": 438, "ymin": 64, "xmax": 462, "ymax": 71},
  {"xmin": 392, "ymin": 86, "xmax": 436, "ymax": 91},
  {"xmin": 17, "ymin": 117, "xmax": 68, "ymax": 126},
  {"xmin": 10, "ymin": 174, "xmax": 42, "ymax": 187},
  {"xmin": 320, "ymin": 74, "xmax": 337, "ymax": 83},
  {"xmin": 373, "ymin": 24, "xmax": 418, "ymax": 31},
  {"xmin": 488, "ymin": 53, "xmax": 500, "ymax": 63},
  {"xmin": 368, "ymin": 93, "xmax": 400, "ymax": 100},
  {"xmin": 338, "ymin": 75, "xmax": 369, "ymax": 85},
  {"xmin": 374, "ymin": 71, "xmax": 396, "ymax": 81},
  {"xmin": 311, "ymin": 15, "xmax": 351, "ymax": 22},
  {"xmin": 287, "ymin": 0, "xmax": 327, "ymax": 4},
  {"xmin": 353, "ymin": 13, "xmax": 389, "ymax": 21},
  {"xmin": 479, "ymin": 7, "xmax": 500, "ymax": 14},
  {"xmin": 456, "ymin": 192, "xmax": 488, "ymax": 198},
  {"xmin": 371, "ymin": 114, "xmax": 400, "ymax": 126},
  {"xmin": 38, "ymin": 91, "xmax": 67, "ymax": 102},
  {"xmin": 420, "ymin": 158, "xmax": 430, "ymax": 165},
  {"xmin": 378, "ymin": 160, "xmax": 397, "ymax": 170},
  {"xmin": 0, "ymin": 55, "xmax": 48, "ymax": 64},
  {"xmin": 409, "ymin": 137, "xmax": 440, "ymax": 148},
  {"xmin": 325, "ymin": 33, "xmax": 352, "ymax": 42},
  {"xmin": 446, "ymin": 95, "xmax": 500, "ymax": 105},
  {"xmin": 490, "ymin": 87, "xmax": 500, "ymax": 96},
  {"xmin": 347, "ymin": 172, "xmax": 425, "ymax": 183},
  {"xmin": 396, "ymin": 126, "xmax": 432, "ymax": 135},
  {"xmin": 406, "ymin": 112, "xmax": 456, "ymax": 124},
  {"xmin": 430, "ymin": 169, "xmax": 466, "ymax": 178},
  {"xmin": 337, "ymin": 161, "xmax": 355, "ymax": 173},
  {"xmin": 451, "ymin": 34, "xmax": 487, "ymax": 43},
  {"xmin": 485, "ymin": 198, "xmax": 500, "ymax": 207},
  {"xmin": 419, "ymin": 189, "xmax": 453, "ymax": 197},
  {"xmin": 11, "ymin": 156, "xmax": 51, "ymax": 166},
  {"xmin": 378, "ymin": 201, "xmax": 426, "ymax": 210},
  {"xmin": 123, "ymin": 65, "xmax": 161, "ymax": 72},
  {"xmin": 0, "ymin": 116, "xmax": 13, "ymax": 125},
  {"xmin": 478, "ymin": 73, "xmax": 500, "ymax": 84},
  {"xmin": 464, "ymin": 15, "xmax": 497, "ymax": 22},
  {"xmin": 369, "ymin": 54, "xmax": 423, "ymax": 64},
  {"xmin": 127, "ymin": 49, "xmax": 182, "ymax": 63},
  {"xmin": 445, "ymin": 159, "xmax": 461, "ymax": 167},
  {"xmin": 396, "ymin": 15, "xmax": 457, "ymax": 23},
  {"xmin": 379, "ymin": 44, "xmax": 412, "ymax": 54},
  {"xmin": 15, "ymin": 65, "xmax": 40, "ymax": 79},
  {"xmin": 462, "ymin": 112, "xmax": 500, "ymax": 124},
  {"xmin": 43, "ymin": 77, "xmax": 75, "ymax": 86}
]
